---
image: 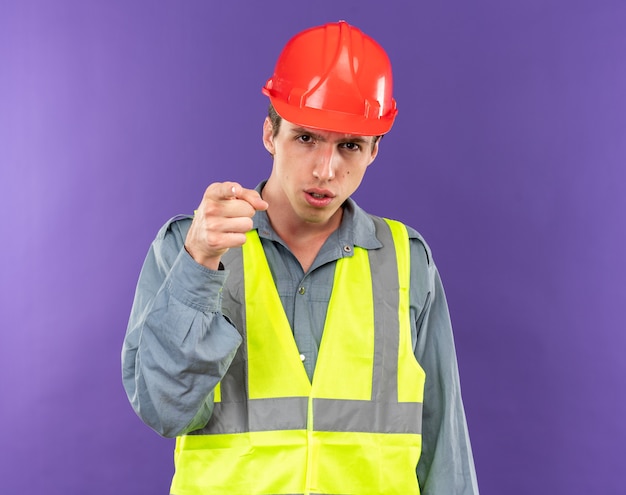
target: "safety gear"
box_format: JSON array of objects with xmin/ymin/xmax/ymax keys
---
[
  {"xmin": 262, "ymin": 21, "xmax": 398, "ymax": 136},
  {"xmin": 170, "ymin": 217, "xmax": 425, "ymax": 495}
]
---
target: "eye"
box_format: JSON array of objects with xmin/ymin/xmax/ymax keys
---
[
  {"xmin": 297, "ymin": 134, "xmax": 314, "ymax": 144},
  {"xmin": 340, "ymin": 142, "xmax": 362, "ymax": 152}
]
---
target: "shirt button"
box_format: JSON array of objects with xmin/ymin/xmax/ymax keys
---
[
  {"xmin": 298, "ymin": 286, "xmax": 306, "ymax": 295},
  {"xmin": 343, "ymin": 245, "xmax": 352, "ymax": 253},
  {"xmin": 300, "ymin": 354, "xmax": 306, "ymax": 362}
]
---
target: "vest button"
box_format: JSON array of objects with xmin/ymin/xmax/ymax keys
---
[{"xmin": 298, "ymin": 286, "xmax": 306, "ymax": 295}]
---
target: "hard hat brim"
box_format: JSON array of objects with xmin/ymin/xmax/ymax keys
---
[{"xmin": 267, "ymin": 93, "xmax": 397, "ymax": 137}]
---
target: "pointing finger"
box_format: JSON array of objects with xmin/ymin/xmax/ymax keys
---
[{"xmin": 227, "ymin": 183, "xmax": 268, "ymax": 211}]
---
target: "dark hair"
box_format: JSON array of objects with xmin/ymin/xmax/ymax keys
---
[
  {"xmin": 267, "ymin": 103, "xmax": 382, "ymax": 150},
  {"xmin": 268, "ymin": 103, "xmax": 282, "ymax": 138}
]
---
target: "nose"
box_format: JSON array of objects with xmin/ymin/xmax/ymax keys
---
[{"xmin": 312, "ymin": 146, "xmax": 336, "ymax": 181}]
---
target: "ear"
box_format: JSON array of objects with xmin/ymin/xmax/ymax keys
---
[
  {"xmin": 368, "ymin": 136, "xmax": 381, "ymax": 165},
  {"xmin": 262, "ymin": 117, "xmax": 275, "ymax": 155}
]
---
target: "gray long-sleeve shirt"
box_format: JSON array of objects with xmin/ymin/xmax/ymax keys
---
[{"xmin": 122, "ymin": 194, "xmax": 479, "ymax": 495}]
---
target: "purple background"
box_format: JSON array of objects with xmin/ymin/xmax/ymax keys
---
[{"xmin": 1, "ymin": 1, "xmax": 625, "ymax": 493}]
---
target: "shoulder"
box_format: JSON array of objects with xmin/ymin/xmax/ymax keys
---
[
  {"xmin": 347, "ymin": 199, "xmax": 433, "ymax": 267},
  {"xmin": 147, "ymin": 215, "xmax": 194, "ymax": 267},
  {"xmin": 404, "ymin": 223, "xmax": 433, "ymax": 267},
  {"xmin": 368, "ymin": 214, "xmax": 434, "ymax": 268},
  {"xmin": 154, "ymin": 214, "xmax": 193, "ymax": 243}
]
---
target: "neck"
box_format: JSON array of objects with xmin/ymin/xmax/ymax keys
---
[
  {"xmin": 262, "ymin": 182, "xmax": 343, "ymax": 271},
  {"xmin": 271, "ymin": 207, "xmax": 343, "ymax": 244}
]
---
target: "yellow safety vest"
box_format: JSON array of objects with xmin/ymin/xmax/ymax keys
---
[{"xmin": 171, "ymin": 217, "xmax": 426, "ymax": 495}]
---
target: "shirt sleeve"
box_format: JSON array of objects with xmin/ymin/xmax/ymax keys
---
[
  {"xmin": 121, "ymin": 217, "xmax": 242, "ymax": 438},
  {"xmin": 409, "ymin": 237, "xmax": 480, "ymax": 495}
]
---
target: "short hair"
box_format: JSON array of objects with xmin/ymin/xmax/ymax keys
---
[
  {"xmin": 267, "ymin": 103, "xmax": 282, "ymax": 138},
  {"xmin": 267, "ymin": 103, "xmax": 382, "ymax": 150}
]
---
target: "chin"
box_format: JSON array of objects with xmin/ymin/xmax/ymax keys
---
[{"xmin": 302, "ymin": 207, "xmax": 340, "ymax": 225}]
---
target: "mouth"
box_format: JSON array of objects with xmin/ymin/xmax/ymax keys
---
[
  {"xmin": 304, "ymin": 189, "xmax": 335, "ymax": 207},
  {"xmin": 306, "ymin": 188, "xmax": 335, "ymax": 198}
]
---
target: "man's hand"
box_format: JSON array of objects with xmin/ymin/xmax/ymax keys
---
[{"xmin": 185, "ymin": 182, "xmax": 269, "ymax": 269}]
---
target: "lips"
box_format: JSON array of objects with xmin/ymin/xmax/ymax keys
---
[
  {"xmin": 306, "ymin": 188, "xmax": 334, "ymax": 198},
  {"xmin": 304, "ymin": 188, "xmax": 335, "ymax": 207}
]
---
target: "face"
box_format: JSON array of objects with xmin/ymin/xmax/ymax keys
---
[{"xmin": 262, "ymin": 118, "xmax": 379, "ymax": 228}]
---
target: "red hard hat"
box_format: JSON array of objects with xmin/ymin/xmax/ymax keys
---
[{"xmin": 262, "ymin": 21, "xmax": 398, "ymax": 136}]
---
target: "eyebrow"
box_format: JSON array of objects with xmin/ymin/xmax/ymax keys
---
[{"xmin": 290, "ymin": 127, "xmax": 371, "ymax": 144}]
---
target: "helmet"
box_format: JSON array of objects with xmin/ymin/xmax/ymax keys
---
[{"xmin": 262, "ymin": 21, "xmax": 398, "ymax": 136}]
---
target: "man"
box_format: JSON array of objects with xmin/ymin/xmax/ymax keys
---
[{"xmin": 122, "ymin": 21, "xmax": 479, "ymax": 495}]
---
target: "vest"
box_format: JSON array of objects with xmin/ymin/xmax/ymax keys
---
[{"xmin": 170, "ymin": 217, "xmax": 426, "ymax": 495}]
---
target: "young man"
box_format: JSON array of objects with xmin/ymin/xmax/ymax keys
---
[{"xmin": 122, "ymin": 21, "xmax": 479, "ymax": 495}]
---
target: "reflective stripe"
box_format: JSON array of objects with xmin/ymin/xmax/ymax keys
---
[
  {"xmin": 369, "ymin": 216, "xmax": 402, "ymax": 405},
  {"xmin": 313, "ymin": 398, "xmax": 423, "ymax": 434},
  {"xmin": 196, "ymin": 397, "xmax": 309, "ymax": 435},
  {"xmin": 199, "ymin": 401, "xmax": 247, "ymax": 434},
  {"xmin": 207, "ymin": 396, "xmax": 422, "ymax": 435},
  {"xmin": 249, "ymin": 397, "xmax": 308, "ymax": 431}
]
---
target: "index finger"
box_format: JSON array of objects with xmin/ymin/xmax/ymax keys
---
[
  {"xmin": 216, "ymin": 181, "xmax": 242, "ymax": 200},
  {"xmin": 231, "ymin": 185, "xmax": 269, "ymax": 212}
]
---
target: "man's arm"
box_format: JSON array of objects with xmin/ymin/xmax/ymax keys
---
[
  {"xmin": 121, "ymin": 182, "xmax": 268, "ymax": 438},
  {"xmin": 409, "ymin": 237, "xmax": 480, "ymax": 494},
  {"xmin": 121, "ymin": 217, "xmax": 242, "ymax": 437}
]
